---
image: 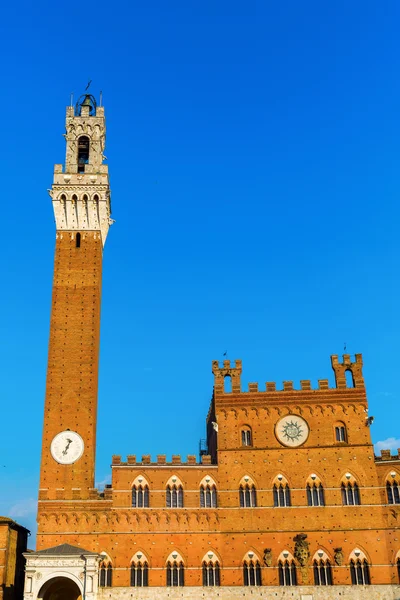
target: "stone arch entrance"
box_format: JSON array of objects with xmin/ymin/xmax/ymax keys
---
[{"xmin": 38, "ymin": 577, "xmax": 82, "ymax": 600}]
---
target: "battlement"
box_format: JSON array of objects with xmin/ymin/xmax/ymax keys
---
[
  {"xmin": 111, "ymin": 454, "xmax": 213, "ymax": 467},
  {"xmin": 212, "ymin": 354, "xmax": 365, "ymax": 394},
  {"xmin": 375, "ymin": 449, "xmax": 400, "ymax": 462}
]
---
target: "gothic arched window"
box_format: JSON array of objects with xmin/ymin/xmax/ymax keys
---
[
  {"xmin": 350, "ymin": 559, "xmax": 370, "ymax": 585},
  {"xmin": 341, "ymin": 481, "xmax": 361, "ymax": 505},
  {"xmin": 387, "ymin": 480, "xmax": 400, "ymax": 504},
  {"xmin": 313, "ymin": 559, "xmax": 333, "ymax": 585},
  {"xmin": 306, "ymin": 482, "xmax": 325, "ymax": 507},
  {"xmin": 278, "ymin": 559, "xmax": 297, "ymax": 586},
  {"xmin": 99, "ymin": 559, "xmax": 112, "ymax": 587},
  {"xmin": 273, "ymin": 483, "xmax": 291, "ymax": 507},
  {"xmin": 166, "ymin": 484, "xmax": 184, "ymax": 508},
  {"xmin": 77, "ymin": 136, "xmax": 90, "ymax": 173},
  {"xmin": 200, "ymin": 484, "xmax": 217, "ymax": 508},
  {"xmin": 130, "ymin": 554, "xmax": 149, "ymax": 587},
  {"xmin": 243, "ymin": 559, "xmax": 262, "ymax": 586},
  {"xmin": 132, "ymin": 484, "xmax": 149, "ymax": 508},
  {"xmin": 239, "ymin": 484, "xmax": 257, "ymax": 507},
  {"xmin": 202, "ymin": 560, "xmax": 220, "ymax": 586},
  {"xmin": 166, "ymin": 560, "xmax": 184, "ymax": 587}
]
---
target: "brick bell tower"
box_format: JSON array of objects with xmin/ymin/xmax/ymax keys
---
[{"xmin": 39, "ymin": 93, "xmax": 111, "ymax": 505}]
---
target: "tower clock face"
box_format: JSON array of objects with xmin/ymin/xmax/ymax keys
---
[
  {"xmin": 50, "ymin": 431, "xmax": 84, "ymax": 464},
  {"xmin": 275, "ymin": 415, "xmax": 309, "ymax": 447}
]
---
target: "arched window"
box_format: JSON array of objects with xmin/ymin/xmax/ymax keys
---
[
  {"xmin": 166, "ymin": 553, "xmax": 184, "ymax": 587},
  {"xmin": 77, "ymin": 136, "xmax": 90, "ymax": 173},
  {"xmin": 335, "ymin": 422, "xmax": 347, "ymax": 443},
  {"xmin": 313, "ymin": 558, "xmax": 333, "ymax": 585},
  {"xmin": 132, "ymin": 484, "xmax": 149, "ymax": 508},
  {"xmin": 241, "ymin": 426, "xmax": 252, "ymax": 447},
  {"xmin": 243, "ymin": 556, "xmax": 262, "ymax": 586},
  {"xmin": 273, "ymin": 482, "xmax": 291, "ymax": 507},
  {"xmin": 99, "ymin": 558, "xmax": 112, "ymax": 587},
  {"xmin": 350, "ymin": 559, "xmax": 370, "ymax": 585},
  {"xmin": 130, "ymin": 553, "xmax": 149, "ymax": 587},
  {"xmin": 239, "ymin": 483, "xmax": 257, "ymax": 507},
  {"xmin": 306, "ymin": 480, "xmax": 325, "ymax": 507},
  {"xmin": 278, "ymin": 559, "xmax": 297, "ymax": 586},
  {"xmin": 224, "ymin": 375, "xmax": 232, "ymax": 393},
  {"xmin": 202, "ymin": 553, "xmax": 220, "ymax": 586},
  {"xmin": 166, "ymin": 484, "xmax": 184, "ymax": 508},
  {"xmin": 341, "ymin": 481, "xmax": 361, "ymax": 505},
  {"xmin": 200, "ymin": 484, "xmax": 217, "ymax": 508},
  {"xmin": 345, "ymin": 369, "xmax": 355, "ymax": 388},
  {"xmin": 76, "ymin": 233, "xmax": 81, "ymax": 248},
  {"xmin": 386, "ymin": 480, "xmax": 400, "ymax": 504}
]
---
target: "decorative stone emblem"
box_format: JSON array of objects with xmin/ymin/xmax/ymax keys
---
[
  {"xmin": 35, "ymin": 572, "xmax": 42, "ymax": 580},
  {"xmin": 294, "ymin": 533, "xmax": 310, "ymax": 567},
  {"xmin": 334, "ymin": 547, "xmax": 344, "ymax": 566},
  {"xmin": 263, "ymin": 548, "xmax": 272, "ymax": 567},
  {"xmin": 275, "ymin": 415, "xmax": 309, "ymax": 447}
]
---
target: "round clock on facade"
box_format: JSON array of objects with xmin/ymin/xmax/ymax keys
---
[
  {"xmin": 275, "ymin": 415, "xmax": 309, "ymax": 447},
  {"xmin": 50, "ymin": 431, "xmax": 84, "ymax": 464}
]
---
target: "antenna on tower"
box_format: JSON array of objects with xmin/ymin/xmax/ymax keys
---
[
  {"xmin": 99, "ymin": 91, "xmax": 103, "ymax": 106},
  {"xmin": 70, "ymin": 92, "xmax": 74, "ymax": 106},
  {"xmin": 85, "ymin": 79, "xmax": 92, "ymax": 92},
  {"xmin": 344, "ymin": 342, "xmax": 347, "ymax": 352}
]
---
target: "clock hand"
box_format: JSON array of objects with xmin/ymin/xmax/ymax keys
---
[{"xmin": 62, "ymin": 438, "xmax": 73, "ymax": 455}]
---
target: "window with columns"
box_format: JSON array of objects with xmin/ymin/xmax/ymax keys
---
[
  {"xmin": 349, "ymin": 549, "xmax": 370, "ymax": 585},
  {"xmin": 166, "ymin": 552, "xmax": 184, "ymax": 587},
  {"xmin": 386, "ymin": 474, "xmax": 400, "ymax": 504},
  {"xmin": 202, "ymin": 552, "xmax": 220, "ymax": 586},
  {"xmin": 273, "ymin": 475, "xmax": 291, "ymax": 507},
  {"xmin": 239, "ymin": 481, "xmax": 257, "ymax": 507},
  {"xmin": 312, "ymin": 551, "xmax": 333, "ymax": 585},
  {"xmin": 130, "ymin": 552, "xmax": 149, "ymax": 587},
  {"xmin": 166, "ymin": 476, "xmax": 184, "ymax": 508},
  {"xmin": 306, "ymin": 475, "xmax": 325, "ymax": 507},
  {"xmin": 278, "ymin": 553, "xmax": 297, "ymax": 586},
  {"xmin": 200, "ymin": 476, "xmax": 218, "ymax": 508},
  {"xmin": 99, "ymin": 556, "xmax": 112, "ymax": 587},
  {"xmin": 341, "ymin": 475, "xmax": 360, "ymax": 505},
  {"xmin": 243, "ymin": 552, "xmax": 262, "ymax": 586}
]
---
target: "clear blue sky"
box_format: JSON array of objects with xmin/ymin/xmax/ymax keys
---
[{"xmin": 1, "ymin": 1, "xmax": 399, "ymax": 544}]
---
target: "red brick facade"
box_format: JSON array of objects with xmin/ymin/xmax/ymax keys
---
[{"xmin": 36, "ymin": 97, "xmax": 400, "ymax": 592}]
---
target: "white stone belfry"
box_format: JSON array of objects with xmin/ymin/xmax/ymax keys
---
[{"xmin": 49, "ymin": 94, "xmax": 112, "ymax": 245}]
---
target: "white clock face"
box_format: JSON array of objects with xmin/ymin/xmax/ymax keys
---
[
  {"xmin": 50, "ymin": 431, "xmax": 84, "ymax": 464},
  {"xmin": 275, "ymin": 415, "xmax": 309, "ymax": 447}
]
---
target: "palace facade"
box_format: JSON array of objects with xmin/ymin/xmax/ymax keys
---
[{"xmin": 23, "ymin": 94, "xmax": 400, "ymax": 600}]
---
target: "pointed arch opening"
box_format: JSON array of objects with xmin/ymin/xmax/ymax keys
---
[
  {"xmin": 200, "ymin": 476, "xmax": 217, "ymax": 508},
  {"xmin": 273, "ymin": 474, "xmax": 291, "ymax": 507},
  {"xmin": 312, "ymin": 550, "xmax": 333, "ymax": 585},
  {"xmin": 77, "ymin": 136, "xmax": 90, "ymax": 173},
  {"xmin": 99, "ymin": 554, "xmax": 112, "ymax": 587},
  {"xmin": 202, "ymin": 551, "xmax": 220, "ymax": 586},
  {"xmin": 386, "ymin": 472, "xmax": 400, "ymax": 504},
  {"xmin": 239, "ymin": 476, "xmax": 257, "ymax": 507},
  {"xmin": 130, "ymin": 551, "xmax": 149, "ymax": 587},
  {"xmin": 243, "ymin": 551, "xmax": 262, "ymax": 586},
  {"xmin": 278, "ymin": 551, "xmax": 297, "ymax": 586},
  {"xmin": 166, "ymin": 476, "xmax": 184, "ymax": 508},
  {"xmin": 349, "ymin": 549, "xmax": 370, "ymax": 585},
  {"xmin": 341, "ymin": 474, "xmax": 361, "ymax": 505},
  {"xmin": 166, "ymin": 552, "xmax": 184, "ymax": 587},
  {"xmin": 132, "ymin": 475, "xmax": 150, "ymax": 508},
  {"xmin": 306, "ymin": 474, "xmax": 325, "ymax": 507}
]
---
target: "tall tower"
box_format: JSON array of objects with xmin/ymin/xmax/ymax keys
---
[{"xmin": 39, "ymin": 94, "xmax": 111, "ymax": 502}]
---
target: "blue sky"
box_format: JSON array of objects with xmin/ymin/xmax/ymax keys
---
[{"xmin": 1, "ymin": 1, "xmax": 400, "ymax": 543}]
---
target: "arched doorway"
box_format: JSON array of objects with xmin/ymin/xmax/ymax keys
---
[{"xmin": 38, "ymin": 577, "xmax": 82, "ymax": 600}]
